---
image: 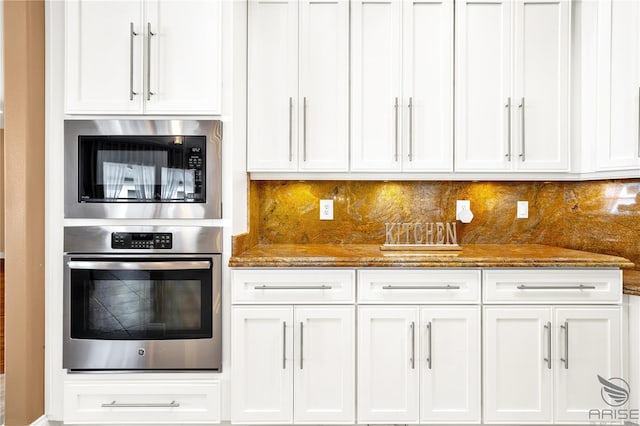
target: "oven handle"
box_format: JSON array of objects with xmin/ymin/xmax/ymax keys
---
[{"xmin": 67, "ymin": 261, "xmax": 211, "ymax": 271}]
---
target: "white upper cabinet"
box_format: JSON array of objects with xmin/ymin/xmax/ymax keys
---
[
  {"xmin": 596, "ymin": 0, "xmax": 640, "ymax": 171},
  {"xmin": 455, "ymin": 0, "xmax": 570, "ymax": 172},
  {"xmin": 247, "ymin": 0, "xmax": 349, "ymax": 172},
  {"xmin": 402, "ymin": 0, "xmax": 454, "ymax": 172},
  {"xmin": 65, "ymin": 0, "xmax": 221, "ymax": 115},
  {"xmin": 351, "ymin": 0, "xmax": 453, "ymax": 172}
]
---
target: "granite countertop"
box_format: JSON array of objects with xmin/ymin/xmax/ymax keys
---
[
  {"xmin": 229, "ymin": 243, "xmax": 634, "ymax": 269},
  {"xmin": 624, "ymin": 270, "xmax": 640, "ymax": 296}
]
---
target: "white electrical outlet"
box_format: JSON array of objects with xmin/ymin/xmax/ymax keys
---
[
  {"xmin": 517, "ymin": 201, "xmax": 529, "ymax": 219},
  {"xmin": 456, "ymin": 200, "xmax": 470, "ymax": 220},
  {"xmin": 320, "ymin": 199, "xmax": 333, "ymax": 220}
]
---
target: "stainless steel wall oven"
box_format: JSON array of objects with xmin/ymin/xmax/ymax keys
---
[
  {"xmin": 63, "ymin": 226, "xmax": 222, "ymax": 371},
  {"xmin": 64, "ymin": 119, "xmax": 221, "ymax": 219}
]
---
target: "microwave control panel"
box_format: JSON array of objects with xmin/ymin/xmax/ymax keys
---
[
  {"xmin": 111, "ymin": 232, "xmax": 173, "ymax": 249},
  {"xmin": 187, "ymin": 146, "xmax": 204, "ymax": 201}
]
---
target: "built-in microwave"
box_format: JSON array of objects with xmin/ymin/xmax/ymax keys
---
[{"xmin": 64, "ymin": 119, "xmax": 221, "ymax": 219}]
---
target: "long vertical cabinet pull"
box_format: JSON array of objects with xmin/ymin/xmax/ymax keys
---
[
  {"xmin": 505, "ymin": 98, "xmax": 511, "ymax": 161},
  {"xmin": 303, "ymin": 97, "xmax": 307, "ymax": 162},
  {"xmin": 299, "ymin": 321, "xmax": 304, "ymax": 370},
  {"xmin": 560, "ymin": 321, "xmax": 569, "ymax": 369},
  {"xmin": 426, "ymin": 321, "xmax": 432, "ymax": 369},
  {"xmin": 408, "ymin": 97, "xmax": 413, "ymax": 161},
  {"xmin": 544, "ymin": 322, "xmax": 551, "ymax": 369},
  {"xmin": 637, "ymin": 87, "xmax": 640, "ymax": 157},
  {"xmin": 288, "ymin": 97, "xmax": 293, "ymax": 162},
  {"xmin": 394, "ymin": 97, "xmax": 399, "ymax": 161},
  {"xmin": 146, "ymin": 23, "xmax": 156, "ymax": 100},
  {"xmin": 410, "ymin": 322, "xmax": 415, "ymax": 369},
  {"xmin": 518, "ymin": 97, "xmax": 525, "ymax": 161},
  {"xmin": 129, "ymin": 23, "xmax": 138, "ymax": 100},
  {"xmin": 282, "ymin": 322, "xmax": 287, "ymax": 369}
]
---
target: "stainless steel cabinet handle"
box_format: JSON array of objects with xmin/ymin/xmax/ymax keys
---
[
  {"xmin": 129, "ymin": 23, "xmax": 138, "ymax": 101},
  {"xmin": 426, "ymin": 321, "xmax": 432, "ymax": 369},
  {"xmin": 300, "ymin": 321, "xmax": 304, "ymax": 370},
  {"xmin": 560, "ymin": 321, "xmax": 569, "ymax": 369},
  {"xmin": 282, "ymin": 322, "xmax": 287, "ymax": 369},
  {"xmin": 253, "ymin": 285, "xmax": 332, "ymax": 290},
  {"xmin": 67, "ymin": 261, "xmax": 210, "ymax": 271},
  {"xmin": 637, "ymin": 87, "xmax": 640, "ymax": 157},
  {"xmin": 544, "ymin": 321, "xmax": 551, "ymax": 370},
  {"xmin": 506, "ymin": 97, "xmax": 512, "ymax": 159},
  {"xmin": 410, "ymin": 321, "xmax": 415, "ymax": 369},
  {"xmin": 408, "ymin": 97, "xmax": 413, "ymax": 161},
  {"xmin": 101, "ymin": 400, "xmax": 179, "ymax": 408},
  {"xmin": 288, "ymin": 97, "xmax": 293, "ymax": 162},
  {"xmin": 382, "ymin": 285, "xmax": 461, "ymax": 290},
  {"xmin": 146, "ymin": 22, "xmax": 156, "ymax": 100},
  {"xmin": 394, "ymin": 97, "xmax": 399, "ymax": 161},
  {"xmin": 303, "ymin": 97, "xmax": 307, "ymax": 162},
  {"xmin": 519, "ymin": 97, "xmax": 525, "ymax": 161},
  {"xmin": 516, "ymin": 284, "xmax": 596, "ymax": 290}
]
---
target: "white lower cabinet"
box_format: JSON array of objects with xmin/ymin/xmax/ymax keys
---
[
  {"xmin": 358, "ymin": 305, "xmax": 481, "ymax": 424},
  {"xmin": 483, "ymin": 306, "xmax": 622, "ymax": 424},
  {"xmin": 231, "ymin": 305, "xmax": 355, "ymax": 424},
  {"xmin": 63, "ymin": 380, "xmax": 220, "ymax": 424}
]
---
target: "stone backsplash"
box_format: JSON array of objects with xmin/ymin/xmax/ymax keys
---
[{"xmin": 249, "ymin": 179, "xmax": 640, "ymax": 268}]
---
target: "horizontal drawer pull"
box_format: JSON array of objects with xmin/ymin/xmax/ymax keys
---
[
  {"xmin": 516, "ymin": 284, "xmax": 597, "ymax": 290},
  {"xmin": 101, "ymin": 400, "xmax": 180, "ymax": 408},
  {"xmin": 253, "ymin": 284, "xmax": 333, "ymax": 290},
  {"xmin": 382, "ymin": 284, "xmax": 461, "ymax": 290}
]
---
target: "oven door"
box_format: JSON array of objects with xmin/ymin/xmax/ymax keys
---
[{"xmin": 63, "ymin": 255, "xmax": 222, "ymax": 371}]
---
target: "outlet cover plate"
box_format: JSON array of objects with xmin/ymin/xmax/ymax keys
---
[
  {"xmin": 456, "ymin": 200, "xmax": 470, "ymax": 220},
  {"xmin": 320, "ymin": 199, "xmax": 333, "ymax": 220},
  {"xmin": 517, "ymin": 201, "xmax": 529, "ymax": 219}
]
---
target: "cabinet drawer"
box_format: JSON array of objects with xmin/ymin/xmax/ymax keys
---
[
  {"xmin": 232, "ymin": 269, "xmax": 355, "ymax": 304},
  {"xmin": 63, "ymin": 380, "xmax": 220, "ymax": 424},
  {"xmin": 358, "ymin": 269, "xmax": 481, "ymax": 304},
  {"xmin": 483, "ymin": 269, "xmax": 622, "ymax": 304}
]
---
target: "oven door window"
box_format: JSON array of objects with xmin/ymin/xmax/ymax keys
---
[
  {"xmin": 78, "ymin": 135, "xmax": 206, "ymax": 203},
  {"xmin": 69, "ymin": 259, "xmax": 213, "ymax": 340}
]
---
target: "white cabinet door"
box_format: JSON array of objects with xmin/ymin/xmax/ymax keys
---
[
  {"xmin": 65, "ymin": 0, "xmax": 144, "ymax": 114},
  {"xmin": 454, "ymin": 0, "xmax": 512, "ymax": 171},
  {"xmin": 420, "ymin": 307, "xmax": 481, "ymax": 423},
  {"xmin": 293, "ymin": 307, "xmax": 355, "ymax": 424},
  {"xmin": 357, "ymin": 306, "xmax": 419, "ymax": 423},
  {"xmin": 231, "ymin": 307, "xmax": 293, "ymax": 424},
  {"xmin": 145, "ymin": 0, "xmax": 221, "ymax": 114},
  {"xmin": 596, "ymin": 0, "xmax": 640, "ymax": 171},
  {"xmin": 513, "ymin": 0, "xmax": 569, "ymax": 171},
  {"xmin": 554, "ymin": 307, "xmax": 623, "ymax": 423},
  {"xmin": 483, "ymin": 307, "xmax": 553, "ymax": 423},
  {"xmin": 402, "ymin": 0, "xmax": 453, "ymax": 172},
  {"xmin": 247, "ymin": 0, "xmax": 299, "ymax": 171},
  {"xmin": 299, "ymin": 0, "xmax": 349, "ymax": 171},
  {"xmin": 351, "ymin": 0, "xmax": 402, "ymax": 171}
]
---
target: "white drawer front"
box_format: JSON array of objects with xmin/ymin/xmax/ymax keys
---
[
  {"xmin": 64, "ymin": 381, "xmax": 220, "ymax": 424},
  {"xmin": 358, "ymin": 269, "xmax": 481, "ymax": 304},
  {"xmin": 232, "ymin": 269, "xmax": 355, "ymax": 304},
  {"xmin": 483, "ymin": 269, "xmax": 622, "ymax": 304}
]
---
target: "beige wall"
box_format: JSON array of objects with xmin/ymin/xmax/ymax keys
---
[{"xmin": 3, "ymin": 1, "xmax": 46, "ymax": 424}]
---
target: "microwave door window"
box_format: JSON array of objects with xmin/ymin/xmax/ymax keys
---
[{"xmin": 97, "ymin": 150, "xmax": 167, "ymax": 201}]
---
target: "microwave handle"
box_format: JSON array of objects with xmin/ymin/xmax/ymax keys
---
[{"xmin": 67, "ymin": 260, "xmax": 211, "ymax": 271}]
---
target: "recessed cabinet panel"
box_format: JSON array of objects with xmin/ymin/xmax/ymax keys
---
[
  {"xmin": 247, "ymin": 0, "xmax": 299, "ymax": 171},
  {"xmin": 299, "ymin": 0, "xmax": 349, "ymax": 171},
  {"xmin": 514, "ymin": 0, "xmax": 569, "ymax": 171},
  {"xmin": 554, "ymin": 308, "xmax": 622, "ymax": 423},
  {"xmin": 145, "ymin": 0, "xmax": 221, "ymax": 114},
  {"xmin": 351, "ymin": 0, "xmax": 403, "ymax": 171},
  {"xmin": 402, "ymin": 0, "xmax": 453, "ymax": 171},
  {"xmin": 483, "ymin": 307, "xmax": 553, "ymax": 423},
  {"xmin": 65, "ymin": 0, "xmax": 144, "ymax": 113}
]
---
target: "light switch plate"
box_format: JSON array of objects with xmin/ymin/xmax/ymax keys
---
[
  {"xmin": 517, "ymin": 201, "xmax": 529, "ymax": 219},
  {"xmin": 320, "ymin": 199, "xmax": 333, "ymax": 220}
]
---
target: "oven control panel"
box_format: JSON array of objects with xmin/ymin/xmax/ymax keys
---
[{"xmin": 111, "ymin": 232, "xmax": 173, "ymax": 249}]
